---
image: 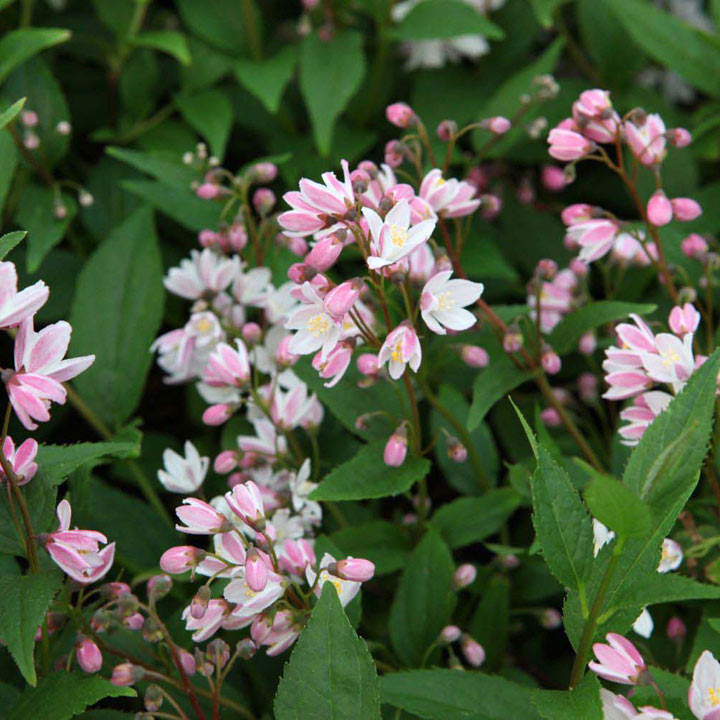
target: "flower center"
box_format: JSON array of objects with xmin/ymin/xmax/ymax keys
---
[
  {"xmin": 389, "ymin": 224, "xmax": 408, "ymax": 247},
  {"xmin": 437, "ymin": 290, "xmax": 455, "ymax": 311},
  {"xmin": 391, "ymin": 339, "xmax": 404, "ymax": 363},
  {"xmin": 195, "ymin": 317, "xmax": 213, "ymax": 333},
  {"xmin": 308, "ymin": 314, "xmax": 329, "ymax": 337},
  {"xmin": 242, "ymin": 580, "xmax": 257, "ymax": 599},
  {"xmin": 709, "ymin": 687, "xmax": 720, "ymax": 707},
  {"xmin": 660, "ymin": 348, "xmax": 681, "ymax": 367}
]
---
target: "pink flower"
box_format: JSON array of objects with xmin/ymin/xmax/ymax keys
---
[
  {"xmin": 486, "ymin": 116, "xmax": 511, "ymax": 134},
  {"xmin": 671, "ymin": 197, "xmax": 702, "ymax": 222},
  {"xmin": 0, "ymin": 436, "xmax": 38, "ymax": 485},
  {"xmin": 197, "ymin": 182, "xmax": 220, "ymax": 200},
  {"xmin": 4, "ymin": 318, "xmax": 95, "ymax": 430},
  {"xmin": 460, "ymin": 345, "xmax": 489, "ymax": 368},
  {"xmin": 182, "ymin": 598, "xmax": 233, "ymax": 642},
  {"xmin": 624, "ymin": 114, "xmax": 667, "ymax": 166},
  {"xmin": 225, "ymin": 480, "xmax": 265, "ymax": 527},
  {"xmin": 44, "ymin": 500, "xmax": 115, "ymax": 584},
  {"xmin": 419, "ymin": 270, "xmax": 483, "ymax": 335},
  {"xmin": 0, "ymin": 261, "xmax": 48, "ymax": 329},
  {"xmin": 669, "ymin": 303, "xmax": 701, "ymax": 336},
  {"xmin": 669, "ymin": 127, "xmax": 692, "ymax": 147},
  {"xmin": 460, "ymin": 635, "xmax": 485, "ymax": 667},
  {"xmin": 163, "ymin": 249, "xmax": 238, "ymax": 300},
  {"xmin": 223, "ymin": 571, "xmax": 285, "ymax": 623},
  {"xmin": 384, "ymin": 425, "xmax": 408, "ymax": 467},
  {"xmin": 571, "ymin": 89, "xmax": 620, "ymax": 143},
  {"xmin": 175, "ymin": 498, "xmax": 232, "ymax": 535},
  {"xmin": 305, "ymin": 234, "xmax": 344, "ymax": 271},
  {"xmin": 600, "ymin": 689, "xmax": 639, "ymax": 720},
  {"xmin": 312, "ymin": 340, "xmax": 353, "ymax": 388},
  {"xmin": 306, "ymin": 553, "xmax": 361, "ymax": 607},
  {"xmin": 386, "ymin": 102, "xmax": 415, "ymax": 128},
  {"xmin": 279, "ymin": 538, "xmax": 316, "ymax": 578},
  {"xmin": 641, "ymin": 332, "xmax": 694, "ymax": 391},
  {"xmin": 251, "ymin": 610, "xmax": 302, "ymax": 656},
  {"xmin": 202, "ymin": 340, "xmax": 250, "ymax": 388},
  {"xmin": 416, "ymin": 169, "xmax": 480, "ymax": 218},
  {"xmin": 378, "ymin": 323, "xmax": 422, "ymax": 379},
  {"xmin": 547, "ymin": 127, "xmax": 594, "ymax": 161},
  {"xmin": 682, "ymin": 233, "xmax": 708, "ymax": 259},
  {"xmin": 647, "ymin": 191, "xmax": 673, "ymax": 227},
  {"xmin": 618, "ymin": 391, "xmax": 672, "ymax": 445},
  {"xmin": 324, "ymin": 279, "xmax": 362, "ymax": 320},
  {"xmin": 278, "ymin": 160, "xmax": 355, "ymax": 238},
  {"xmin": 357, "ymin": 353, "xmax": 379, "ymax": 377},
  {"xmin": 541, "ymin": 165, "xmax": 567, "ymax": 192},
  {"xmin": 562, "ymin": 203, "xmax": 594, "ymax": 225},
  {"xmin": 335, "ymin": 557, "xmax": 375, "ymax": 582},
  {"xmin": 76, "ymin": 636, "xmax": 103, "ymax": 673},
  {"xmin": 588, "ymin": 633, "xmax": 647, "ymax": 684},
  {"xmin": 541, "ymin": 348, "xmax": 561, "ymax": 375},
  {"xmin": 285, "ymin": 282, "xmax": 342, "ymax": 359},
  {"xmin": 566, "ymin": 218, "xmax": 619, "ymax": 262}
]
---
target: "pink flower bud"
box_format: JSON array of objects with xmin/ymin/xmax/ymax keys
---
[
  {"xmin": 541, "ymin": 349, "xmax": 561, "ymax": 374},
  {"xmin": 144, "ymin": 685, "xmax": 163, "ymax": 713},
  {"xmin": 666, "ymin": 616, "xmax": 686, "ymax": 641},
  {"xmin": 384, "ymin": 426, "xmax": 408, "ymax": 467},
  {"xmin": 228, "ymin": 223, "xmax": 248, "ymax": 251},
  {"xmin": 669, "ymin": 128, "xmax": 691, "ymax": 147},
  {"xmin": 241, "ymin": 322, "xmax": 261, "ymax": 344},
  {"xmin": 21, "ymin": 110, "xmax": 38, "ymax": 127},
  {"xmin": 570, "ymin": 258, "xmax": 589, "ymax": 276},
  {"xmin": 253, "ymin": 188, "xmax": 276, "ymax": 215},
  {"xmin": 335, "ymin": 557, "xmax": 375, "ymax": 582},
  {"xmin": 480, "ymin": 193, "xmax": 502, "ymax": 220},
  {"xmin": 547, "ymin": 127, "xmax": 594, "ymax": 161},
  {"xmin": 122, "ymin": 612, "xmax": 144, "ymax": 630},
  {"xmin": 453, "ymin": 563, "xmax": 476, "ymax": 590},
  {"xmin": 384, "ymin": 140, "xmax": 404, "ymax": 167},
  {"xmin": 250, "ymin": 162, "xmax": 277, "ymax": 183},
  {"xmin": 487, "ymin": 116, "xmax": 511, "ymax": 134},
  {"xmin": 439, "ymin": 625, "xmax": 462, "ymax": 644},
  {"xmin": 541, "ymin": 165, "xmax": 567, "ymax": 192},
  {"xmin": 503, "ymin": 327, "xmax": 523, "ymax": 353},
  {"xmin": 540, "ymin": 608, "xmax": 562, "ymax": 629},
  {"xmin": 357, "ymin": 353, "xmax": 379, "ymax": 376},
  {"xmin": 160, "ymin": 546, "xmax": 206, "ymax": 575},
  {"xmin": 460, "ymin": 345, "xmax": 489, "ymax": 368},
  {"xmin": 197, "ymin": 182, "xmax": 220, "ymax": 200},
  {"xmin": 647, "ymin": 191, "xmax": 673, "ymax": 227},
  {"xmin": 588, "ymin": 633, "xmax": 647, "ymax": 685},
  {"xmin": 202, "ymin": 403, "xmax": 233, "ymax": 426},
  {"xmin": 671, "ymin": 197, "xmax": 702, "ymax": 222},
  {"xmin": 536, "ymin": 258, "xmax": 557, "ymax": 279},
  {"xmin": 287, "ymin": 262, "xmax": 314, "ymax": 284},
  {"xmin": 111, "ymin": 663, "xmax": 144, "ymax": 687},
  {"xmin": 517, "ymin": 180, "xmax": 535, "ymax": 205},
  {"xmin": 578, "ymin": 372, "xmax": 598, "ymax": 402},
  {"xmin": 437, "ymin": 120, "xmax": 457, "ymax": 141},
  {"xmin": 386, "ymin": 102, "xmax": 415, "ymax": 128},
  {"xmin": 190, "ymin": 586, "xmax": 211, "ymax": 619},
  {"xmin": 198, "ymin": 229, "xmax": 217, "ymax": 248},
  {"xmin": 245, "ymin": 549, "xmax": 269, "ymax": 592},
  {"xmin": 287, "ymin": 236, "xmax": 308, "ymax": 257},
  {"xmin": 207, "ymin": 639, "xmax": 231, "ymax": 669},
  {"xmin": 147, "ymin": 574, "xmax": 173, "ymax": 600},
  {"xmin": 668, "ymin": 303, "xmax": 700, "ymax": 336},
  {"xmin": 681, "ymin": 233, "xmax": 708, "ymax": 259},
  {"xmin": 275, "ymin": 336, "xmax": 300, "ymax": 367},
  {"xmin": 76, "ymin": 637, "xmax": 102, "ymax": 673},
  {"xmin": 579, "ymin": 331, "xmax": 596, "ymax": 355},
  {"xmin": 460, "ymin": 635, "xmax": 485, "ymax": 667},
  {"xmin": 214, "ymin": 450, "xmax": 239, "ymax": 474},
  {"xmin": 500, "ymin": 553, "xmax": 520, "ymax": 569},
  {"xmin": 306, "ymin": 234, "xmax": 344, "ymax": 271},
  {"xmin": 446, "ymin": 436, "xmax": 467, "ymax": 464},
  {"xmin": 540, "ymin": 408, "xmax": 562, "ymax": 427},
  {"xmin": 325, "ymin": 279, "xmax": 362, "ymax": 319},
  {"xmin": 179, "ymin": 649, "xmax": 197, "ymax": 676}
]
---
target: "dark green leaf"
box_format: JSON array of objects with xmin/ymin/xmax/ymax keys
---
[
  {"xmin": 528, "ymin": 0, "xmax": 570, "ymax": 29},
  {"xmin": 469, "ymin": 575, "xmax": 509, "ymax": 670},
  {"xmin": 274, "ymin": 584, "xmax": 381, "ymax": 720},
  {"xmin": 0, "ymin": 28, "xmax": 70, "ymax": 84},
  {"xmin": 532, "ymin": 674, "xmax": 602, "ymax": 720},
  {"xmin": 0, "ymin": 96, "xmax": 24, "ymax": 129},
  {"xmin": 106, "ymin": 146, "xmax": 196, "ymax": 191},
  {"xmin": 0, "ymin": 230, "xmax": 25, "ymax": 260},
  {"xmin": 329, "ymin": 521, "xmax": 412, "ymax": 575},
  {"xmin": 175, "ymin": 0, "xmax": 253, "ymax": 53},
  {"xmin": 133, "ymin": 30, "xmax": 191, "ymax": 65},
  {"xmin": 390, "ymin": 0, "xmax": 505, "ymax": 40},
  {"xmin": 235, "ymin": 46, "xmax": 297, "ymax": 114},
  {"xmin": 176, "ymin": 88, "xmax": 232, "ymax": 159}
]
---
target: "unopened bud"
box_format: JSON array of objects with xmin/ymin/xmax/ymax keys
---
[
  {"xmin": 446, "ymin": 435, "xmax": 467, "ymax": 464},
  {"xmin": 237, "ymin": 638, "xmax": 257, "ymax": 659},
  {"xmin": 147, "ymin": 574, "xmax": 173, "ymax": 600},
  {"xmin": 460, "ymin": 345, "xmax": 489, "ymax": 368},
  {"xmin": 56, "ymin": 120, "xmax": 72, "ymax": 135},
  {"xmin": 540, "ymin": 608, "xmax": 562, "ymax": 629},
  {"xmin": 666, "ymin": 616, "xmax": 686, "ymax": 641},
  {"xmin": 384, "ymin": 425, "xmax": 408, "ymax": 467},
  {"xmin": 78, "ymin": 190, "xmax": 94, "ymax": 207},
  {"xmin": 439, "ymin": 625, "xmax": 462, "ymax": 644},
  {"xmin": 437, "ymin": 120, "xmax": 457, "ymax": 142},
  {"xmin": 144, "ymin": 684, "xmax": 163, "ymax": 712},
  {"xmin": 191, "ymin": 586, "xmax": 211, "ymax": 619},
  {"xmin": 460, "ymin": 635, "xmax": 485, "ymax": 667},
  {"xmin": 253, "ymin": 188, "xmax": 276, "ymax": 216},
  {"xmin": 386, "ymin": 102, "xmax": 416, "ymax": 128},
  {"xmin": 503, "ymin": 325, "xmax": 523, "ymax": 353},
  {"xmin": 452, "ymin": 563, "xmax": 476, "ymax": 590},
  {"xmin": 207, "ymin": 639, "xmax": 231, "ymax": 669}
]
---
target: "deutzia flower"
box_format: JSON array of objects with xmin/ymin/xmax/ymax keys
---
[
  {"xmin": 158, "ymin": 441, "xmax": 209, "ymax": 494},
  {"xmin": 632, "ymin": 608, "xmax": 654, "ymax": 639},
  {"xmin": 285, "ymin": 282, "xmax": 342, "ymax": 359},
  {"xmin": 658, "ymin": 538, "xmax": 683, "ymax": 573},
  {"xmin": 419, "ymin": 270, "xmax": 483, "ymax": 335},
  {"xmin": 640, "ymin": 332, "xmax": 694, "ymax": 393},
  {"xmin": 163, "ymin": 249, "xmax": 239, "ymax": 300},
  {"xmin": 378, "ymin": 323, "xmax": 422, "ymax": 379},
  {"xmin": 689, "ymin": 650, "xmax": 720, "ymax": 720},
  {"xmin": 306, "ymin": 553, "xmax": 361, "ymax": 607}
]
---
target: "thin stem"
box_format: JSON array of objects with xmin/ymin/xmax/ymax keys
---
[{"xmin": 242, "ymin": 0, "xmax": 262, "ymax": 61}]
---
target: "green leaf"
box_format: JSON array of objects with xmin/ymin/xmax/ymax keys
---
[
  {"xmin": 509, "ymin": 396, "xmax": 538, "ymax": 459},
  {"xmin": 0, "ymin": 28, "xmax": 70, "ymax": 85},
  {"xmin": 607, "ymin": 0, "xmax": 720, "ymax": 97},
  {"xmin": 0, "ymin": 96, "xmax": 24, "ymax": 129},
  {"xmin": 528, "ymin": 0, "xmax": 570, "ymax": 29},
  {"xmin": 0, "ymin": 132, "xmax": 18, "ymax": 218},
  {"xmin": 390, "ymin": 0, "xmax": 505, "ymax": 40},
  {"xmin": 106, "ymin": 146, "xmax": 196, "ymax": 191},
  {"xmin": 469, "ymin": 575, "xmax": 509, "ymax": 670},
  {"xmin": 531, "ymin": 445, "xmax": 594, "ymax": 593},
  {"xmin": 121, "ymin": 179, "xmax": 219, "ymax": 231},
  {"xmin": 15, "ymin": 184, "xmax": 77, "ymax": 272},
  {"xmin": 176, "ymin": 88, "xmax": 232, "ymax": 159},
  {"xmin": 532, "ymin": 674, "xmax": 602, "ymax": 720},
  {"xmin": 7, "ymin": 672, "xmax": 134, "ymax": 720},
  {"xmin": 430, "ymin": 488, "xmax": 522, "ymax": 549},
  {"xmin": 0, "ymin": 571, "xmax": 62, "ymax": 685},
  {"xmin": 329, "ymin": 521, "xmax": 412, "ymax": 575},
  {"xmin": 468, "ymin": 359, "xmax": 536, "ymax": 431},
  {"xmin": 274, "ymin": 584, "xmax": 381, "ymax": 720},
  {"xmin": 584, "ymin": 473, "xmax": 652, "ymax": 540},
  {"xmin": 390, "ymin": 529, "xmax": 455, "ymax": 667},
  {"xmin": 547, "ymin": 301, "xmax": 656, "ymax": 355},
  {"xmin": 70, "ymin": 207, "xmax": 164, "ymax": 428},
  {"xmin": 613, "ymin": 573, "xmax": 720, "ymax": 611},
  {"xmin": 175, "ymin": 0, "xmax": 254, "ymax": 54},
  {"xmin": 235, "ymin": 46, "xmax": 297, "ymax": 114},
  {"xmin": 0, "ymin": 230, "xmax": 25, "ymax": 260},
  {"xmin": 133, "ymin": 30, "xmax": 191, "ymax": 65},
  {"xmin": 380, "ymin": 670, "xmax": 542, "ymax": 719},
  {"xmin": 299, "ymin": 30, "xmax": 365, "ymax": 156},
  {"xmin": 310, "ymin": 442, "xmax": 430, "ymax": 501}
]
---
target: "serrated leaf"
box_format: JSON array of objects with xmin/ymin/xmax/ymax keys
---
[
  {"xmin": 133, "ymin": 30, "xmax": 191, "ymax": 65},
  {"xmin": 329, "ymin": 521, "xmax": 411, "ymax": 575},
  {"xmin": 468, "ymin": 360, "xmax": 536, "ymax": 431},
  {"xmin": 299, "ymin": 30, "xmax": 365, "ymax": 155},
  {"xmin": 390, "ymin": 0, "xmax": 505, "ymax": 40},
  {"xmin": 176, "ymin": 88, "xmax": 232, "ymax": 159},
  {"xmin": 274, "ymin": 584, "xmax": 381, "ymax": 720},
  {"xmin": 70, "ymin": 207, "xmax": 164, "ymax": 428},
  {"xmin": 0, "ymin": 96, "xmax": 24, "ymax": 129},
  {"xmin": 390, "ymin": 529, "xmax": 455, "ymax": 667},
  {"xmin": 235, "ymin": 45, "xmax": 297, "ymax": 114},
  {"xmin": 613, "ymin": 573, "xmax": 720, "ymax": 611},
  {"xmin": 0, "ymin": 571, "xmax": 62, "ymax": 685},
  {"xmin": 0, "ymin": 28, "xmax": 70, "ymax": 84},
  {"xmin": 380, "ymin": 669, "xmax": 542, "ymax": 719},
  {"xmin": 584, "ymin": 473, "xmax": 652, "ymax": 540},
  {"xmin": 532, "ymin": 674, "xmax": 602, "ymax": 720},
  {"xmin": 0, "ymin": 230, "xmax": 26, "ymax": 260},
  {"xmin": 547, "ymin": 301, "xmax": 656, "ymax": 355},
  {"xmin": 7, "ymin": 672, "xmax": 134, "ymax": 720},
  {"xmin": 430, "ymin": 488, "xmax": 521, "ymax": 549},
  {"xmin": 310, "ymin": 442, "xmax": 430, "ymax": 501}
]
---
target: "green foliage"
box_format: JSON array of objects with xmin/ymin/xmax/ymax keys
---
[
  {"xmin": 390, "ymin": 0, "xmax": 505, "ymax": 41},
  {"xmin": 532, "ymin": 674, "xmax": 602, "ymax": 720},
  {"xmin": 0, "ymin": 96, "xmax": 24, "ymax": 129},
  {"xmin": 0, "ymin": 230, "xmax": 25, "ymax": 260},
  {"xmin": 583, "ymin": 473, "xmax": 651, "ymax": 540},
  {"xmin": 0, "ymin": 28, "xmax": 70, "ymax": 85},
  {"xmin": 176, "ymin": 89, "xmax": 232, "ymax": 159},
  {"xmin": 274, "ymin": 584, "xmax": 381, "ymax": 720},
  {"xmin": 330, "ymin": 521, "xmax": 412, "ymax": 575},
  {"xmin": 235, "ymin": 46, "xmax": 298, "ymax": 114}
]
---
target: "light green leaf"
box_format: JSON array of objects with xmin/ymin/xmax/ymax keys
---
[
  {"xmin": 607, "ymin": 0, "xmax": 720, "ymax": 97},
  {"xmin": 533, "ymin": 674, "xmax": 602, "ymax": 720},
  {"xmin": 0, "ymin": 96, "xmax": 24, "ymax": 129},
  {"xmin": 274, "ymin": 584, "xmax": 381, "ymax": 720},
  {"xmin": 390, "ymin": 529, "xmax": 455, "ymax": 667},
  {"xmin": 235, "ymin": 45, "xmax": 297, "ymax": 114},
  {"xmin": 380, "ymin": 670, "xmax": 541, "ymax": 719},
  {"xmin": 7, "ymin": 672, "xmax": 134, "ymax": 720},
  {"xmin": 0, "ymin": 230, "xmax": 25, "ymax": 260},
  {"xmin": 390, "ymin": 0, "xmax": 505, "ymax": 40},
  {"xmin": 176, "ymin": 88, "xmax": 232, "ymax": 159},
  {"xmin": 430, "ymin": 488, "xmax": 522, "ymax": 549},
  {"xmin": 310, "ymin": 442, "xmax": 430, "ymax": 501},
  {"xmin": 330, "ymin": 521, "xmax": 412, "ymax": 575},
  {"xmin": 15, "ymin": 184, "xmax": 77, "ymax": 272},
  {"xmin": 0, "ymin": 571, "xmax": 62, "ymax": 685},
  {"xmin": 468, "ymin": 359, "xmax": 536, "ymax": 431},
  {"xmin": 133, "ymin": 30, "xmax": 191, "ymax": 65},
  {"xmin": 527, "ymin": 0, "xmax": 571, "ymax": 28},
  {"xmin": 70, "ymin": 207, "xmax": 164, "ymax": 428},
  {"xmin": 0, "ymin": 28, "xmax": 70, "ymax": 85},
  {"xmin": 547, "ymin": 301, "xmax": 656, "ymax": 355},
  {"xmin": 584, "ymin": 473, "xmax": 652, "ymax": 540},
  {"xmin": 299, "ymin": 30, "xmax": 365, "ymax": 156}
]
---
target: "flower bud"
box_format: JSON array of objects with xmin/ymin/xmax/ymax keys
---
[
  {"xmin": 76, "ymin": 637, "xmax": 103, "ymax": 673},
  {"xmin": 111, "ymin": 663, "xmax": 144, "ymax": 687},
  {"xmin": 147, "ymin": 574, "xmax": 173, "ymax": 600},
  {"xmin": 190, "ymin": 585, "xmax": 211, "ymax": 619},
  {"xmin": 541, "ymin": 165, "xmax": 567, "ymax": 192},
  {"xmin": 386, "ymin": 102, "xmax": 415, "ymax": 128},
  {"xmin": 486, "ymin": 116, "xmax": 511, "ymax": 134},
  {"xmin": 666, "ymin": 616, "xmax": 686, "ymax": 641},
  {"xmin": 53, "ymin": 202, "xmax": 67, "ymax": 220},
  {"xmin": 460, "ymin": 635, "xmax": 485, "ymax": 667},
  {"xmin": 384, "ymin": 426, "xmax": 408, "ymax": 467},
  {"xmin": 101, "ymin": 581, "xmax": 131, "ymax": 600},
  {"xmin": 335, "ymin": 557, "xmax": 375, "ymax": 582},
  {"xmin": 228, "ymin": 222, "xmax": 248, "ymax": 251},
  {"xmin": 540, "ymin": 408, "xmax": 561, "ymax": 427},
  {"xmin": 536, "ymin": 258, "xmax": 557, "ymax": 279},
  {"xmin": 453, "ymin": 563, "xmax": 476, "ymax": 590},
  {"xmin": 160, "ymin": 545, "xmax": 206, "ymax": 575},
  {"xmin": 274, "ymin": 335, "xmax": 299, "ymax": 367},
  {"xmin": 287, "ymin": 262, "xmax": 316, "ymax": 284},
  {"xmin": 480, "ymin": 194, "xmax": 502, "ymax": 220},
  {"xmin": 78, "ymin": 190, "xmax": 94, "ymax": 207},
  {"xmin": 681, "ymin": 233, "xmax": 708, "ymax": 259},
  {"xmin": 541, "ymin": 348, "xmax": 561, "ymax": 375},
  {"xmin": 668, "ymin": 128, "xmax": 691, "ymax": 147},
  {"xmin": 460, "ymin": 344, "xmax": 489, "ymax": 368},
  {"xmin": 195, "ymin": 648, "xmax": 215, "ymax": 677},
  {"xmin": 179, "ymin": 649, "xmax": 197, "ymax": 676},
  {"xmin": 578, "ymin": 372, "xmax": 598, "ymax": 402},
  {"xmin": 207, "ymin": 639, "xmax": 231, "ymax": 669},
  {"xmin": 252, "ymin": 188, "xmax": 276, "ymax": 216},
  {"xmin": 446, "ymin": 436, "xmax": 467, "ymax": 464},
  {"xmin": 540, "ymin": 608, "xmax": 562, "ymax": 629},
  {"xmin": 91, "ymin": 609, "xmax": 111, "ymax": 634},
  {"xmin": 499, "ymin": 553, "xmax": 520, "ymax": 569},
  {"xmin": 671, "ymin": 197, "xmax": 702, "ymax": 222},
  {"xmin": 357, "ymin": 353, "xmax": 379, "ymax": 376},
  {"xmin": 214, "ymin": 450, "xmax": 239, "ymax": 475},
  {"xmin": 503, "ymin": 326, "xmax": 523, "ymax": 353},
  {"xmin": 144, "ymin": 684, "xmax": 163, "ymax": 713},
  {"xmin": 439, "ymin": 625, "xmax": 462, "ymax": 644},
  {"xmin": 56, "ymin": 120, "xmax": 71, "ymax": 135},
  {"xmin": 437, "ymin": 120, "xmax": 457, "ymax": 141},
  {"xmin": 197, "ymin": 182, "xmax": 220, "ymax": 200},
  {"xmin": 122, "ymin": 612, "xmax": 144, "ymax": 631},
  {"xmin": 578, "ymin": 331, "xmax": 596, "ymax": 355},
  {"xmin": 646, "ymin": 190, "xmax": 673, "ymax": 227},
  {"xmin": 384, "ymin": 140, "xmax": 404, "ymax": 168},
  {"xmin": 237, "ymin": 638, "xmax": 257, "ymax": 660},
  {"xmin": 202, "ymin": 403, "xmax": 233, "ymax": 426},
  {"xmin": 325, "ymin": 279, "xmax": 362, "ymax": 319},
  {"xmin": 287, "ymin": 236, "xmax": 308, "ymax": 257},
  {"xmin": 250, "ymin": 162, "xmax": 277, "ymax": 183},
  {"xmin": 241, "ymin": 322, "xmax": 261, "ymax": 344},
  {"xmin": 245, "ymin": 549, "xmax": 269, "ymax": 592},
  {"xmin": 21, "ymin": 110, "xmax": 38, "ymax": 127},
  {"xmin": 570, "ymin": 258, "xmax": 589, "ymax": 276}
]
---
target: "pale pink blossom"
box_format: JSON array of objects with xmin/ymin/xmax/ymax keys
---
[
  {"xmin": 669, "ymin": 304, "xmax": 701, "ymax": 336},
  {"xmin": 164, "ymin": 249, "xmax": 239, "ymax": 300},
  {"xmin": 0, "ymin": 436, "xmax": 38, "ymax": 485},
  {"xmin": 618, "ymin": 391, "xmax": 673, "ymax": 445},
  {"xmin": 175, "ymin": 498, "xmax": 232, "ymax": 535},
  {"xmin": 224, "ymin": 571, "xmax": 286, "ymax": 623},
  {"xmin": 572, "ymin": 89, "xmax": 620, "ymax": 143},
  {"xmin": 589, "ymin": 633, "xmax": 647, "ymax": 685},
  {"xmin": 305, "ymin": 234, "xmax": 344, "ymax": 271},
  {"xmin": 312, "ymin": 340, "xmax": 353, "ymax": 388},
  {"xmin": 624, "ymin": 114, "xmax": 667, "ymax": 166},
  {"xmin": 279, "ymin": 538, "xmax": 316, "ymax": 578},
  {"xmin": 182, "ymin": 598, "xmax": 233, "ymax": 642},
  {"xmin": 45, "ymin": 500, "xmax": 115, "ymax": 584},
  {"xmin": 658, "ymin": 538, "xmax": 683, "ymax": 573},
  {"xmin": 4, "ymin": 319, "xmax": 95, "ymax": 430},
  {"xmin": 419, "ymin": 270, "xmax": 483, "ymax": 335},
  {"xmin": 232, "ymin": 267, "xmax": 272, "ymax": 308},
  {"xmin": 378, "ymin": 323, "xmax": 422, "ymax": 379},
  {"xmin": 203, "ymin": 340, "xmax": 250, "ymax": 388},
  {"xmin": 689, "ymin": 650, "xmax": 720, "ymax": 720},
  {"xmin": 0, "ymin": 261, "xmax": 48, "ymax": 329},
  {"xmin": 460, "ymin": 635, "xmax": 485, "ymax": 667},
  {"xmin": 285, "ymin": 282, "xmax": 342, "ymax": 359},
  {"xmin": 158, "ymin": 441, "xmax": 208, "ymax": 494},
  {"xmin": 547, "ymin": 126, "xmax": 594, "ymax": 161},
  {"xmin": 600, "ymin": 689, "xmax": 639, "ymax": 720},
  {"xmin": 237, "ymin": 419, "xmax": 287, "ymax": 461},
  {"xmin": 251, "ymin": 610, "xmax": 301, "ymax": 656},
  {"xmin": 416, "ymin": 169, "xmax": 480, "ymax": 218},
  {"xmin": 306, "ymin": 553, "xmax": 361, "ymax": 607},
  {"xmin": 566, "ymin": 219, "xmax": 620, "ymax": 262},
  {"xmin": 640, "ymin": 332, "xmax": 694, "ymax": 391},
  {"xmin": 225, "ymin": 480, "xmax": 265, "ymax": 527}
]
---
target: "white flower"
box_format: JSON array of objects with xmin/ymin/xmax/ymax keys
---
[
  {"xmin": 600, "ymin": 689, "xmax": 639, "ymax": 720},
  {"xmin": 164, "ymin": 249, "xmax": 239, "ymax": 300},
  {"xmin": 658, "ymin": 538, "xmax": 683, "ymax": 574},
  {"xmin": 224, "ymin": 572, "xmax": 286, "ymax": 623},
  {"xmin": 233, "ymin": 266, "xmax": 272, "ymax": 307},
  {"xmin": 640, "ymin": 332, "xmax": 694, "ymax": 392},
  {"xmin": 419, "ymin": 270, "xmax": 483, "ymax": 335},
  {"xmin": 285, "ymin": 282, "xmax": 342, "ymax": 359},
  {"xmin": 290, "ymin": 459, "xmax": 322, "ymax": 526},
  {"xmin": 306, "ymin": 553, "xmax": 360, "ymax": 607},
  {"xmin": 158, "ymin": 441, "xmax": 209, "ymax": 494},
  {"xmin": 362, "ymin": 200, "xmax": 436, "ymax": 271},
  {"xmin": 632, "ymin": 608, "xmax": 654, "ymax": 639},
  {"xmin": 689, "ymin": 650, "xmax": 720, "ymax": 720},
  {"xmin": 593, "ymin": 519, "xmax": 615, "ymax": 557}
]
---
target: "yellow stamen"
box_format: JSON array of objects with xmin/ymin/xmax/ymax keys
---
[
  {"xmin": 437, "ymin": 290, "xmax": 455, "ymax": 311},
  {"xmin": 389, "ymin": 224, "xmax": 408, "ymax": 247},
  {"xmin": 308, "ymin": 314, "xmax": 329, "ymax": 338}
]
